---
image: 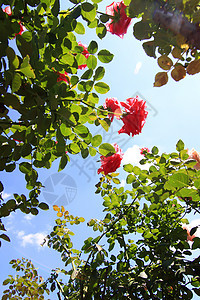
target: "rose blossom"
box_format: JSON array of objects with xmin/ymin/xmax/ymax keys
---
[
  {"xmin": 78, "ymin": 42, "xmax": 90, "ymax": 70},
  {"xmin": 118, "ymin": 97, "xmax": 148, "ymax": 137},
  {"xmin": 182, "ymin": 224, "xmax": 196, "ymax": 242},
  {"xmin": 106, "ymin": 1, "xmax": 132, "ymax": 38},
  {"xmin": 103, "ymin": 97, "xmax": 122, "ymax": 122},
  {"xmin": 97, "ymin": 143, "xmax": 123, "ymax": 175},
  {"xmin": 140, "ymin": 147, "xmax": 150, "ymax": 155},
  {"xmin": 187, "ymin": 148, "xmax": 200, "ymax": 170}
]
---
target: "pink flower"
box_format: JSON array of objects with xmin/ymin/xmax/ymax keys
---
[
  {"xmin": 57, "ymin": 71, "xmax": 70, "ymax": 83},
  {"xmin": 118, "ymin": 97, "xmax": 148, "ymax": 137},
  {"xmin": 98, "ymin": 143, "xmax": 123, "ymax": 175},
  {"xmin": 182, "ymin": 224, "xmax": 196, "ymax": 242},
  {"xmin": 106, "ymin": 1, "xmax": 132, "ymax": 38},
  {"xmin": 78, "ymin": 42, "xmax": 90, "ymax": 70},
  {"xmin": 3, "ymin": 6, "xmax": 12, "ymax": 16},
  {"xmin": 140, "ymin": 147, "xmax": 150, "ymax": 155},
  {"xmin": 187, "ymin": 148, "xmax": 200, "ymax": 170},
  {"xmin": 104, "ymin": 97, "xmax": 122, "ymax": 122}
]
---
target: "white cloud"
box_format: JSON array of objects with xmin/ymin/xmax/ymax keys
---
[
  {"xmin": 120, "ymin": 179, "xmax": 126, "ymax": 187},
  {"xmin": 23, "ymin": 214, "xmax": 35, "ymax": 222},
  {"xmin": 134, "ymin": 62, "xmax": 142, "ymax": 74},
  {"xmin": 122, "ymin": 145, "xmax": 151, "ymax": 170},
  {"xmin": 17, "ymin": 231, "xmax": 47, "ymax": 249},
  {"xmin": 1, "ymin": 192, "xmax": 11, "ymax": 199}
]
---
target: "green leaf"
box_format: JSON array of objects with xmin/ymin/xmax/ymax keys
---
[
  {"xmin": 52, "ymin": 0, "xmax": 60, "ymax": 16},
  {"xmin": 38, "ymin": 202, "xmax": 49, "ymax": 210},
  {"xmin": 60, "ymin": 124, "xmax": 72, "ymax": 136},
  {"xmin": 58, "ymin": 154, "xmax": 68, "ymax": 171},
  {"xmin": 0, "ymin": 181, "xmax": 3, "ymax": 192},
  {"xmin": 18, "ymin": 55, "xmax": 35, "ymax": 78},
  {"xmin": 99, "ymin": 143, "xmax": 115, "ymax": 156},
  {"xmin": 75, "ymin": 22, "xmax": 85, "ymax": 34},
  {"xmin": 81, "ymin": 148, "xmax": 89, "ymax": 158},
  {"xmin": 69, "ymin": 143, "xmax": 81, "ymax": 153},
  {"xmin": 112, "ymin": 178, "xmax": 120, "ymax": 184},
  {"xmin": 60, "ymin": 53, "xmax": 74, "ymax": 65},
  {"xmin": 94, "ymin": 82, "xmax": 110, "ymax": 94},
  {"xmin": 133, "ymin": 21, "xmax": 153, "ymax": 40},
  {"xmin": 6, "ymin": 47, "xmax": 19, "ymax": 69},
  {"xmin": 94, "ymin": 66, "xmax": 105, "ymax": 81},
  {"xmin": 88, "ymin": 41, "xmax": 98, "ymax": 54},
  {"xmin": 87, "ymin": 55, "xmax": 97, "ymax": 70},
  {"xmin": 19, "ymin": 162, "xmax": 32, "ymax": 174},
  {"xmin": 81, "ymin": 3, "xmax": 96, "ymax": 22},
  {"xmin": 91, "ymin": 135, "xmax": 102, "ymax": 147},
  {"xmin": 152, "ymin": 146, "xmax": 158, "ymax": 154},
  {"xmin": 168, "ymin": 173, "xmax": 189, "ymax": 188},
  {"xmin": 89, "ymin": 147, "xmax": 97, "ymax": 156},
  {"xmin": 176, "ymin": 139, "xmax": 185, "ymax": 152},
  {"xmin": 98, "ymin": 50, "xmax": 114, "ymax": 63},
  {"xmin": 143, "ymin": 41, "xmax": 156, "ymax": 58},
  {"xmin": 193, "ymin": 288, "xmax": 200, "ymax": 296},
  {"xmin": 123, "ymin": 164, "xmax": 134, "ymax": 173},
  {"xmin": 12, "ymin": 72, "xmax": 22, "ymax": 93},
  {"xmin": 74, "ymin": 124, "xmax": 89, "ymax": 137},
  {"xmin": 81, "ymin": 69, "xmax": 93, "ymax": 80},
  {"xmin": 96, "ymin": 23, "xmax": 107, "ymax": 39},
  {"xmin": 192, "ymin": 237, "xmax": 200, "ymax": 250},
  {"xmin": 99, "ymin": 119, "xmax": 110, "ymax": 131},
  {"xmin": 0, "ymin": 234, "xmax": 10, "ymax": 242},
  {"xmin": 6, "ymin": 199, "xmax": 16, "ymax": 209},
  {"xmin": 126, "ymin": 174, "xmax": 135, "ymax": 184},
  {"xmin": 194, "ymin": 179, "xmax": 200, "ymax": 189}
]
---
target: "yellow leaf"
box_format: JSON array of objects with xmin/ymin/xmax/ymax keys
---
[
  {"xmin": 157, "ymin": 55, "xmax": 173, "ymax": 70},
  {"xmin": 154, "ymin": 72, "xmax": 168, "ymax": 87},
  {"xmin": 61, "ymin": 206, "xmax": 65, "ymax": 212},
  {"xmin": 187, "ymin": 59, "xmax": 200, "ymax": 75},
  {"xmin": 171, "ymin": 65, "xmax": 186, "ymax": 81},
  {"xmin": 64, "ymin": 210, "xmax": 69, "ymax": 218},
  {"xmin": 53, "ymin": 205, "xmax": 60, "ymax": 212},
  {"xmin": 57, "ymin": 212, "xmax": 63, "ymax": 217}
]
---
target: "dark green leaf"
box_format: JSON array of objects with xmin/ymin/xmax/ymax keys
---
[
  {"xmin": 98, "ymin": 50, "xmax": 114, "ymax": 63},
  {"xmin": 52, "ymin": 0, "xmax": 60, "ymax": 17}
]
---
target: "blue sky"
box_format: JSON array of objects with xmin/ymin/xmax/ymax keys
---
[{"xmin": 1, "ymin": 0, "xmax": 200, "ymax": 298}]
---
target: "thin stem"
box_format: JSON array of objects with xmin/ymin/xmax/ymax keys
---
[{"xmin": 55, "ymin": 279, "xmax": 68, "ymax": 300}]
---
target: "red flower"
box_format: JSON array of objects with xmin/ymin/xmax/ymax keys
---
[
  {"xmin": 104, "ymin": 97, "xmax": 122, "ymax": 122},
  {"xmin": 106, "ymin": 1, "xmax": 132, "ymax": 38},
  {"xmin": 118, "ymin": 97, "xmax": 148, "ymax": 136},
  {"xmin": 140, "ymin": 147, "xmax": 150, "ymax": 155},
  {"xmin": 78, "ymin": 42, "xmax": 90, "ymax": 70},
  {"xmin": 98, "ymin": 143, "xmax": 123, "ymax": 175},
  {"xmin": 57, "ymin": 71, "xmax": 70, "ymax": 83},
  {"xmin": 3, "ymin": 6, "xmax": 12, "ymax": 16},
  {"xmin": 182, "ymin": 224, "xmax": 196, "ymax": 242},
  {"xmin": 187, "ymin": 148, "xmax": 200, "ymax": 170}
]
